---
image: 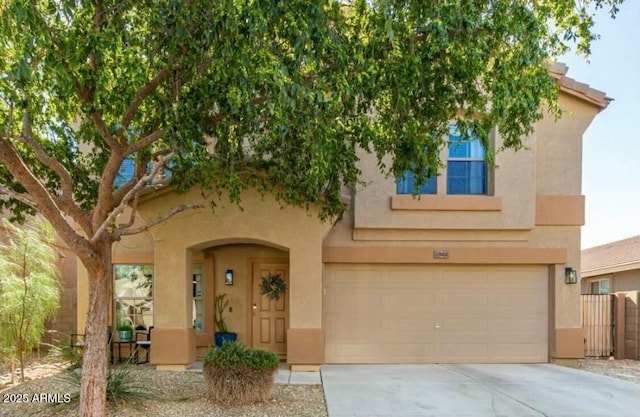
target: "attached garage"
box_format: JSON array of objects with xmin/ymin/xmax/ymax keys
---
[{"xmin": 324, "ymin": 264, "xmax": 549, "ymax": 363}]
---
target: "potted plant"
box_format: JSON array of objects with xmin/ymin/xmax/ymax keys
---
[
  {"xmin": 203, "ymin": 341, "xmax": 278, "ymax": 404},
  {"xmin": 214, "ymin": 293, "xmax": 237, "ymax": 347},
  {"xmin": 116, "ymin": 319, "xmax": 133, "ymax": 342}
]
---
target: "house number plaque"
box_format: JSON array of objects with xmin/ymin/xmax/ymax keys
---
[{"xmin": 433, "ymin": 250, "xmax": 449, "ymax": 259}]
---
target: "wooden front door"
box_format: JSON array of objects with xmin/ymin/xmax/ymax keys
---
[{"xmin": 251, "ymin": 263, "xmax": 289, "ymax": 358}]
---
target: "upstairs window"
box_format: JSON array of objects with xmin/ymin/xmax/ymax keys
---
[
  {"xmin": 113, "ymin": 156, "xmax": 172, "ymax": 188},
  {"xmin": 396, "ymin": 173, "xmax": 437, "ymax": 195},
  {"xmin": 114, "ymin": 157, "xmax": 135, "ymax": 188},
  {"xmin": 447, "ymin": 127, "xmax": 486, "ymax": 195}
]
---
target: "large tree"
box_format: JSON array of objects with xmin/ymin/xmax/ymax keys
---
[{"xmin": 0, "ymin": 0, "xmax": 623, "ymax": 415}]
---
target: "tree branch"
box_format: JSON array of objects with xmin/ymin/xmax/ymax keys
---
[
  {"xmin": 205, "ymin": 94, "xmax": 270, "ymax": 127},
  {"xmin": 116, "ymin": 193, "xmax": 139, "ymax": 230},
  {"xmin": 90, "ymin": 152, "xmax": 175, "ymax": 244},
  {"xmin": 18, "ymin": 112, "xmax": 93, "ymax": 232},
  {"xmin": 111, "ymin": 147, "xmax": 172, "ymax": 204},
  {"xmin": 117, "ymin": 68, "xmax": 170, "ymax": 141},
  {"xmin": 114, "ymin": 202, "xmax": 205, "ymax": 238},
  {"xmin": 89, "ymin": 111, "xmax": 119, "ymax": 148},
  {"xmin": 0, "ymin": 185, "xmax": 37, "ymax": 209},
  {"xmin": 0, "ymin": 137, "xmax": 91, "ymax": 257},
  {"xmin": 123, "ymin": 129, "xmax": 166, "ymax": 156}
]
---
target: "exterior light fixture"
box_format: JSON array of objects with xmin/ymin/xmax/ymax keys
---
[
  {"xmin": 225, "ymin": 269, "xmax": 234, "ymax": 286},
  {"xmin": 564, "ymin": 267, "xmax": 577, "ymax": 284}
]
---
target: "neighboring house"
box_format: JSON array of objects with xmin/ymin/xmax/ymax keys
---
[
  {"xmin": 580, "ymin": 236, "xmax": 640, "ymax": 360},
  {"xmin": 581, "ymin": 236, "xmax": 640, "ymax": 295},
  {"xmin": 73, "ymin": 63, "xmax": 609, "ymax": 369}
]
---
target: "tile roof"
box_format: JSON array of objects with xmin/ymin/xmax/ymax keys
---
[
  {"xmin": 582, "ymin": 235, "xmax": 640, "ymax": 274},
  {"xmin": 548, "ymin": 62, "xmax": 612, "ymax": 109}
]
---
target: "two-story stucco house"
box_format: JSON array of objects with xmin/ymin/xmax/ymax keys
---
[{"xmin": 75, "ymin": 63, "xmax": 610, "ymax": 369}]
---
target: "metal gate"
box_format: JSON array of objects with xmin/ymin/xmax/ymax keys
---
[{"xmin": 580, "ymin": 294, "xmax": 615, "ymax": 357}]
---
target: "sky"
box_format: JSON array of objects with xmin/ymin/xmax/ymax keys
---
[{"xmin": 558, "ymin": 1, "xmax": 640, "ymax": 249}]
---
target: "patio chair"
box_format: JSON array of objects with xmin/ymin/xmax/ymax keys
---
[
  {"xmin": 134, "ymin": 326, "xmax": 153, "ymax": 364},
  {"xmin": 70, "ymin": 326, "xmax": 113, "ymax": 362}
]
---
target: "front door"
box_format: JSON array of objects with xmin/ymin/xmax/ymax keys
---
[{"xmin": 251, "ymin": 263, "xmax": 289, "ymax": 358}]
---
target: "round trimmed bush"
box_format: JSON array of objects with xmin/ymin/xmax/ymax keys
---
[{"xmin": 203, "ymin": 341, "xmax": 279, "ymax": 404}]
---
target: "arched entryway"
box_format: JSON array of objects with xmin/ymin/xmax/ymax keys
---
[{"xmin": 191, "ymin": 241, "xmax": 290, "ymax": 359}]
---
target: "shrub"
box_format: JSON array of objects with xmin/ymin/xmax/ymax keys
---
[
  {"xmin": 46, "ymin": 337, "xmax": 83, "ymax": 369},
  {"xmin": 54, "ymin": 359, "xmax": 155, "ymax": 410},
  {"xmin": 203, "ymin": 341, "xmax": 279, "ymax": 404}
]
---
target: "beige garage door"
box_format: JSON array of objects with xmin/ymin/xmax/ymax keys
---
[{"xmin": 325, "ymin": 265, "xmax": 548, "ymax": 363}]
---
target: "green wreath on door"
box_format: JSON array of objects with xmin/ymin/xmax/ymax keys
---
[{"xmin": 259, "ymin": 273, "xmax": 288, "ymax": 301}]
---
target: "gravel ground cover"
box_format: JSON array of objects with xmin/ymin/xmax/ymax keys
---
[
  {"xmin": 1, "ymin": 365, "xmax": 327, "ymax": 417},
  {"xmin": 3, "ymin": 357, "xmax": 639, "ymax": 416},
  {"xmin": 578, "ymin": 358, "xmax": 640, "ymax": 385}
]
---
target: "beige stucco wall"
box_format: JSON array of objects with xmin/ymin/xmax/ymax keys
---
[
  {"xmin": 535, "ymin": 95, "xmax": 599, "ymax": 196},
  {"xmin": 613, "ymin": 270, "xmax": 640, "ymax": 292},
  {"xmin": 48, "ymin": 243, "xmax": 78, "ymax": 343},
  {"xmin": 137, "ymin": 187, "xmax": 332, "ymax": 332},
  {"xmin": 352, "ymin": 129, "xmax": 537, "ymax": 231},
  {"xmin": 350, "ymin": 92, "xmax": 598, "ymax": 234}
]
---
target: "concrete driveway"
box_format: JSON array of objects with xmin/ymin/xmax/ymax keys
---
[{"xmin": 321, "ymin": 364, "xmax": 640, "ymax": 417}]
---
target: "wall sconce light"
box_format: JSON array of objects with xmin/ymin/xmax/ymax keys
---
[
  {"xmin": 564, "ymin": 267, "xmax": 577, "ymax": 284},
  {"xmin": 225, "ymin": 269, "xmax": 234, "ymax": 286}
]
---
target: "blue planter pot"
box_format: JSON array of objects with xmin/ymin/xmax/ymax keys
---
[
  {"xmin": 117, "ymin": 330, "xmax": 132, "ymax": 342},
  {"xmin": 214, "ymin": 332, "xmax": 237, "ymax": 347}
]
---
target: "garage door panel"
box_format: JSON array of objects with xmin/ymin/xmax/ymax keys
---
[
  {"xmin": 386, "ymin": 319, "xmax": 436, "ymax": 343},
  {"xmin": 329, "ymin": 289, "xmax": 380, "ymax": 316},
  {"xmin": 436, "ymin": 343, "xmax": 489, "ymax": 362},
  {"xmin": 381, "ymin": 344, "xmax": 435, "ymax": 362},
  {"xmin": 438, "ymin": 317, "xmax": 488, "ymax": 332},
  {"xmin": 490, "ymin": 333, "xmax": 546, "ymax": 345},
  {"xmin": 435, "ymin": 293, "xmax": 488, "ymax": 313},
  {"xmin": 331, "ymin": 268, "xmax": 382, "ymax": 284},
  {"xmin": 492, "ymin": 344, "xmax": 547, "ymax": 361},
  {"xmin": 490, "ymin": 317, "xmax": 546, "ymax": 333},
  {"xmin": 488, "ymin": 293, "xmax": 545, "ymax": 310},
  {"xmin": 328, "ymin": 343, "xmax": 381, "ymax": 363},
  {"xmin": 384, "ymin": 290, "xmax": 435, "ymax": 317},
  {"xmin": 325, "ymin": 264, "xmax": 548, "ymax": 363},
  {"xmin": 384, "ymin": 270, "xmax": 435, "ymax": 286},
  {"xmin": 326, "ymin": 318, "xmax": 381, "ymax": 340}
]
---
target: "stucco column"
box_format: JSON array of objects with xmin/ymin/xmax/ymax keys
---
[
  {"xmin": 551, "ymin": 227, "xmax": 584, "ymax": 366},
  {"xmin": 149, "ymin": 242, "xmax": 196, "ymax": 370},
  {"xmin": 287, "ymin": 244, "xmax": 325, "ymax": 366}
]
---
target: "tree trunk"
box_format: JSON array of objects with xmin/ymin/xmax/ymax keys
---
[
  {"xmin": 79, "ymin": 243, "xmax": 112, "ymax": 417},
  {"xmin": 18, "ymin": 345, "xmax": 24, "ymax": 383}
]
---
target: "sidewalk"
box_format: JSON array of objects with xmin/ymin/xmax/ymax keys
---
[{"xmin": 188, "ymin": 361, "xmax": 322, "ymax": 385}]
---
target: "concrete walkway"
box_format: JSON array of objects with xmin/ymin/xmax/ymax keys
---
[
  {"xmin": 188, "ymin": 361, "xmax": 322, "ymax": 385},
  {"xmin": 275, "ymin": 365, "xmax": 322, "ymax": 385},
  {"xmin": 321, "ymin": 364, "xmax": 640, "ymax": 417}
]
